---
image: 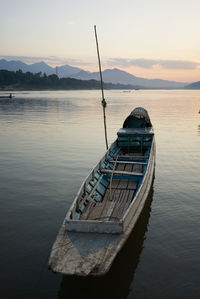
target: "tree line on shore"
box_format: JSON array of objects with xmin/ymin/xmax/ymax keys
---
[{"xmin": 0, "ymin": 69, "xmax": 135, "ymax": 90}]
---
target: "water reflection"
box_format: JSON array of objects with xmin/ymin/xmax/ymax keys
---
[
  {"xmin": 0, "ymin": 97, "xmax": 77, "ymax": 113},
  {"xmin": 59, "ymin": 181, "xmax": 155, "ymax": 299},
  {"xmin": 1, "ymin": 89, "xmax": 200, "ymax": 298}
]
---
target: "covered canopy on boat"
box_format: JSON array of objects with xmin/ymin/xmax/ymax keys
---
[{"xmin": 123, "ymin": 107, "xmax": 152, "ymax": 128}]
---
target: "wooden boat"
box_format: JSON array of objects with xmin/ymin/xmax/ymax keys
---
[
  {"xmin": 48, "ymin": 107, "xmax": 155, "ymax": 276},
  {"xmin": 0, "ymin": 94, "xmax": 13, "ymax": 99},
  {"xmin": 59, "ymin": 186, "xmax": 154, "ymax": 297}
]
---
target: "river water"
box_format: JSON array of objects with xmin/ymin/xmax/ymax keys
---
[{"xmin": 0, "ymin": 90, "xmax": 199, "ymax": 299}]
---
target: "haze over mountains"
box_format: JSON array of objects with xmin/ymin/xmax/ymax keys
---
[
  {"xmin": 72, "ymin": 68, "xmax": 187, "ymax": 89},
  {"xmin": 0, "ymin": 59, "xmax": 188, "ymax": 89},
  {"xmin": 184, "ymin": 81, "xmax": 200, "ymax": 89}
]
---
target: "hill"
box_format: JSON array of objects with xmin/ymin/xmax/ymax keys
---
[
  {"xmin": 0, "ymin": 69, "xmax": 139, "ymax": 90},
  {"xmin": 0, "ymin": 59, "xmax": 188, "ymax": 89},
  {"xmin": 72, "ymin": 68, "xmax": 187, "ymax": 89},
  {"xmin": 0, "ymin": 59, "xmax": 81, "ymax": 77},
  {"xmin": 184, "ymin": 81, "xmax": 200, "ymax": 89}
]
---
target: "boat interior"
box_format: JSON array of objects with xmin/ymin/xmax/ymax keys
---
[{"xmin": 70, "ymin": 127, "xmax": 154, "ymax": 223}]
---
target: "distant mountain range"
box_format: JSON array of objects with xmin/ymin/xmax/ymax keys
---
[
  {"xmin": 71, "ymin": 68, "xmax": 188, "ymax": 89},
  {"xmin": 0, "ymin": 59, "xmax": 81, "ymax": 77},
  {"xmin": 0, "ymin": 59, "xmax": 188, "ymax": 89},
  {"xmin": 184, "ymin": 81, "xmax": 200, "ymax": 89}
]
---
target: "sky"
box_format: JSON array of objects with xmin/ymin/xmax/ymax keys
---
[{"xmin": 1, "ymin": 0, "xmax": 200, "ymax": 82}]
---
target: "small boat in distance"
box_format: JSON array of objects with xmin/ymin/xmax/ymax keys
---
[
  {"xmin": 0, "ymin": 93, "xmax": 13, "ymax": 99},
  {"xmin": 48, "ymin": 107, "xmax": 156, "ymax": 276}
]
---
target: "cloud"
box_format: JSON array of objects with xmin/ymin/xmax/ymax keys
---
[
  {"xmin": 1, "ymin": 55, "xmax": 198, "ymax": 71},
  {"xmin": 107, "ymin": 58, "xmax": 200, "ymax": 70},
  {"xmin": 158, "ymin": 60, "xmax": 198, "ymax": 69}
]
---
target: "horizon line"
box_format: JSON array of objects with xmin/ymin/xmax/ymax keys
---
[{"xmin": 0, "ymin": 55, "xmax": 199, "ymax": 83}]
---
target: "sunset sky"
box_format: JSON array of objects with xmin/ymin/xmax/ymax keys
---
[{"xmin": 1, "ymin": 0, "xmax": 200, "ymax": 82}]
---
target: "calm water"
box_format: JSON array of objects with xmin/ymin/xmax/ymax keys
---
[{"xmin": 0, "ymin": 90, "xmax": 200, "ymax": 299}]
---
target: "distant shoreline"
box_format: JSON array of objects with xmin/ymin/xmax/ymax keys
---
[
  {"xmin": 0, "ymin": 69, "xmax": 194, "ymax": 91},
  {"xmin": 0, "ymin": 87, "xmax": 190, "ymax": 91},
  {"xmin": 0, "ymin": 85, "xmax": 189, "ymax": 91}
]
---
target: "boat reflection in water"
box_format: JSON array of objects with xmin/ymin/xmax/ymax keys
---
[{"xmin": 59, "ymin": 179, "xmax": 155, "ymax": 299}]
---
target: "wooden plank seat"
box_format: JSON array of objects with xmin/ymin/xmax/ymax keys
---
[
  {"xmin": 108, "ymin": 160, "xmax": 147, "ymax": 165},
  {"xmin": 113, "ymin": 155, "xmax": 148, "ymax": 159},
  {"xmin": 115, "ymin": 161, "xmax": 143, "ymax": 174},
  {"xmin": 107, "ymin": 179, "xmax": 137, "ymax": 190},
  {"xmin": 100, "ymin": 169, "xmax": 143, "ymax": 176}
]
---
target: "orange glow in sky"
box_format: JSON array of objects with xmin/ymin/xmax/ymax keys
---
[{"xmin": 1, "ymin": 0, "xmax": 200, "ymax": 83}]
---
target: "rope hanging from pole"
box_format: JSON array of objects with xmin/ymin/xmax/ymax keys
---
[{"xmin": 94, "ymin": 25, "xmax": 108, "ymax": 150}]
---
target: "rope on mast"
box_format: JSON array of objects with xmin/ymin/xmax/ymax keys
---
[{"xmin": 94, "ymin": 25, "xmax": 108, "ymax": 150}]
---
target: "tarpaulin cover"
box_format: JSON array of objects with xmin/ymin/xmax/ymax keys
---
[{"xmin": 123, "ymin": 107, "xmax": 152, "ymax": 128}]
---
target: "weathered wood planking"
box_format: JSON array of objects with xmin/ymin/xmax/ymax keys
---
[
  {"xmin": 88, "ymin": 201, "xmax": 111, "ymax": 220},
  {"xmin": 108, "ymin": 179, "xmax": 137, "ymax": 190},
  {"xmin": 48, "ymin": 108, "xmax": 155, "ymax": 276},
  {"xmin": 107, "ymin": 179, "xmax": 120, "ymax": 189},
  {"xmin": 124, "ymin": 163, "xmax": 133, "ymax": 172},
  {"xmin": 113, "ymin": 154, "xmax": 147, "ymax": 159},
  {"xmin": 117, "ymin": 180, "xmax": 128, "ymax": 190},
  {"xmin": 127, "ymin": 180, "xmax": 137, "ymax": 190},
  {"xmin": 108, "ymin": 160, "xmax": 147, "ymax": 165},
  {"xmin": 81, "ymin": 175, "xmax": 138, "ymax": 222},
  {"xmin": 101, "ymin": 169, "xmax": 143, "ymax": 176},
  {"xmin": 116, "ymin": 163, "xmax": 125, "ymax": 171},
  {"xmin": 80, "ymin": 200, "xmax": 95, "ymax": 220},
  {"xmin": 48, "ymin": 150, "xmax": 155, "ymax": 276}
]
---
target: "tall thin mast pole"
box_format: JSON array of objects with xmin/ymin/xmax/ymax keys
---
[{"xmin": 94, "ymin": 25, "xmax": 108, "ymax": 150}]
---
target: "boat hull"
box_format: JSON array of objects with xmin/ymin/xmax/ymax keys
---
[{"xmin": 48, "ymin": 139, "xmax": 155, "ymax": 276}]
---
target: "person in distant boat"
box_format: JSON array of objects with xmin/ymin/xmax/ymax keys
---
[{"xmin": 9, "ymin": 93, "xmax": 12, "ymax": 99}]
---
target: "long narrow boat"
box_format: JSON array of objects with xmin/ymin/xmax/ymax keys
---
[
  {"xmin": 0, "ymin": 94, "xmax": 13, "ymax": 99},
  {"xmin": 0, "ymin": 96, "xmax": 13, "ymax": 99},
  {"xmin": 48, "ymin": 107, "xmax": 155, "ymax": 276}
]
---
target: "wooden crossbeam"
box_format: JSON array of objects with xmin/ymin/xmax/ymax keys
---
[
  {"xmin": 108, "ymin": 160, "xmax": 147, "ymax": 165},
  {"xmin": 113, "ymin": 155, "xmax": 148, "ymax": 159},
  {"xmin": 101, "ymin": 169, "xmax": 143, "ymax": 177}
]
